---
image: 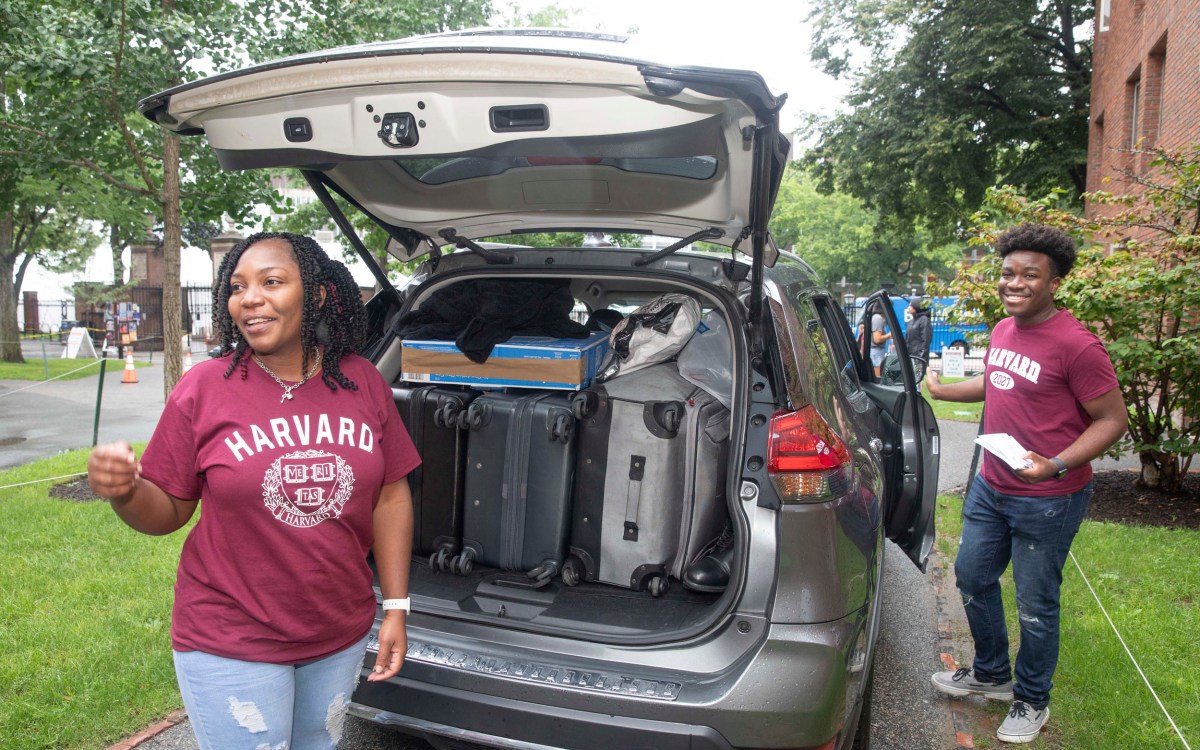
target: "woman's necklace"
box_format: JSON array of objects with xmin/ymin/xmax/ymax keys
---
[{"xmin": 252, "ymin": 349, "xmax": 322, "ymax": 403}]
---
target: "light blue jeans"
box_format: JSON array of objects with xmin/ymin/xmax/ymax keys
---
[
  {"xmin": 173, "ymin": 635, "xmax": 368, "ymax": 750},
  {"xmin": 955, "ymin": 475, "xmax": 1092, "ymax": 709}
]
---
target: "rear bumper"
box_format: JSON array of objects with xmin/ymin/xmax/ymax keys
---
[
  {"xmin": 350, "ymin": 613, "xmax": 864, "ymax": 750},
  {"xmin": 351, "ymin": 677, "xmax": 735, "ymax": 750}
]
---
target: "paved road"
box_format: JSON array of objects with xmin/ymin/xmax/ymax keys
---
[{"xmin": 0, "ymin": 350, "xmax": 1138, "ymax": 750}]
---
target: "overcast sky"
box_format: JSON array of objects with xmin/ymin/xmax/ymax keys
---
[{"xmin": 549, "ymin": 0, "xmax": 847, "ymax": 131}]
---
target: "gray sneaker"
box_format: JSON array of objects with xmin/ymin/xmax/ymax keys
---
[
  {"xmin": 931, "ymin": 667, "xmax": 1014, "ymax": 700},
  {"xmin": 997, "ymin": 701, "xmax": 1049, "ymax": 743}
]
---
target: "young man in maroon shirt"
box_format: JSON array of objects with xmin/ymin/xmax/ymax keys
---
[{"xmin": 925, "ymin": 223, "xmax": 1127, "ymax": 744}]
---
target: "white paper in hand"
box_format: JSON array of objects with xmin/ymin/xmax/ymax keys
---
[{"xmin": 974, "ymin": 433, "xmax": 1034, "ymax": 471}]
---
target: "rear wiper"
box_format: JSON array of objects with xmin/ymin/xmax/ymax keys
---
[
  {"xmin": 438, "ymin": 228, "xmax": 516, "ymax": 264},
  {"xmin": 632, "ymin": 227, "xmax": 725, "ymax": 267}
]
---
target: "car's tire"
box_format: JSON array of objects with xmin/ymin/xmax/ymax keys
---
[{"xmin": 849, "ymin": 662, "xmax": 875, "ymax": 750}]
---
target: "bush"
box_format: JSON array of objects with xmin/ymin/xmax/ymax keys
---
[{"xmin": 940, "ymin": 145, "xmax": 1200, "ymax": 492}]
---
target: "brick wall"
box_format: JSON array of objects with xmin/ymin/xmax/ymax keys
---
[{"xmin": 1086, "ymin": 0, "xmax": 1200, "ymax": 224}]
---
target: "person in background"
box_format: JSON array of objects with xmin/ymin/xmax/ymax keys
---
[
  {"xmin": 905, "ymin": 296, "xmax": 933, "ymax": 383},
  {"xmin": 870, "ymin": 306, "xmax": 892, "ymax": 377},
  {"xmin": 925, "ymin": 223, "xmax": 1127, "ymax": 744},
  {"xmin": 87, "ymin": 232, "xmax": 421, "ymax": 750}
]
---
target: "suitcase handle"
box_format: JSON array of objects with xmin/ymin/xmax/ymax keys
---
[{"xmin": 623, "ymin": 454, "xmax": 646, "ymax": 541}]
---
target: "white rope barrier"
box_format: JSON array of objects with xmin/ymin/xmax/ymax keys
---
[
  {"xmin": 0, "ymin": 359, "xmax": 106, "ymax": 399},
  {"xmin": 1070, "ymin": 550, "xmax": 1192, "ymax": 750},
  {"xmin": 0, "ymin": 472, "xmax": 87, "ymax": 492}
]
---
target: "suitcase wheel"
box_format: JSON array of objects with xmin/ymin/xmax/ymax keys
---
[
  {"xmin": 433, "ymin": 401, "xmax": 458, "ymax": 429},
  {"xmin": 451, "ymin": 549, "xmax": 474, "ymax": 576},
  {"xmin": 561, "ymin": 556, "xmax": 583, "ymax": 587},
  {"xmin": 570, "ymin": 390, "xmax": 598, "ymax": 420},
  {"xmin": 465, "ymin": 402, "xmax": 490, "ymax": 430},
  {"xmin": 660, "ymin": 404, "xmax": 682, "ymax": 434},
  {"xmin": 648, "ymin": 575, "xmax": 669, "ymax": 598},
  {"xmin": 550, "ymin": 412, "xmax": 575, "ymax": 443},
  {"xmin": 645, "ymin": 401, "xmax": 684, "ymax": 438},
  {"xmin": 527, "ymin": 561, "xmax": 559, "ymax": 589},
  {"xmin": 429, "ymin": 547, "xmax": 452, "ymax": 573}
]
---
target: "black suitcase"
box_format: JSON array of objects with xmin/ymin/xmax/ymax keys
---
[
  {"xmin": 456, "ymin": 391, "xmax": 577, "ymax": 587},
  {"xmin": 392, "ymin": 385, "xmax": 476, "ymax": 572},
  {"xmin": 564, "ymin": 363, "xmax": 730, "ymax": 596}
]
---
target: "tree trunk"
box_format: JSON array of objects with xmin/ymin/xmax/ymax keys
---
[
  {"xmin": 161, "ymin": 133, "xmax": 183, "ymax": 398},
  {"xmin": 110, "ymin": 224, "xmax": 125, "ymax": 286},
  {"xmin": 1138, "ymin": 449, "xmax": 1183, "ymax": 494},
  {"xmin": 0, "ymin": 211, "xmax": 25, "ymax": 363}
]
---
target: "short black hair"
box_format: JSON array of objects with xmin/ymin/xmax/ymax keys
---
[
  {"xmin": 994, "ymin": 223, "xmax": 1077, "ymax": 277},
  {"xmin": 213, "ymin": 231, "xmax": 367, "ymax": 392}
]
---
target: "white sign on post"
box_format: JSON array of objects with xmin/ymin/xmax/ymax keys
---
[
  {"xmin": 62, "ymin": 327, "xmax": 98, "ymax": 359},
  {"xmin": 941, "ymin": 347, "xmax": 966, "ymax": 378}
]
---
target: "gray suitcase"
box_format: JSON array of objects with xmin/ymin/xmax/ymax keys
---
[
  {"xmin": 456, "ymin": 391, "xmax": 577, "ymax": 588},
  {"xmin": 391, "ymin": 385, "xmax": 476, "ymax": 572},
  {"xmin": 564, "ymin": 363, "xmax": 730, "ymax": 596}
]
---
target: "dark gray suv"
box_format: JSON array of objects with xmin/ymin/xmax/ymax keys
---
[{"xmin": 141, "ymin": 28, "xmax": 937, "ymax": 750}]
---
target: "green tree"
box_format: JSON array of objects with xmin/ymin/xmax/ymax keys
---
[
  {"xmin": 238, "ymin": 0, "xmax": 493, "ymax": 60},
  {"xmin": 770, "ymin": 163, "xmax": 961, "ymax": 291},
  {"xmin": 0, "ymin": 0, "xmax": 279, "ymax": 388},
  {"xmin": 0, "ymin": 179, "xmax": 100, "ymax": 346},
  {"xmin": 803, "ymin": 0, "xmax": 1092, "ymax": 244},
  {"xmin": 942, "ymin": 146, "xmax": 1200, "ymax": 493}
]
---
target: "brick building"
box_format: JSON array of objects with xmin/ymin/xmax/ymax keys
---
[{"xmin": 1086, "ymin": 0, "xmax": 1200, "ymax": 219}]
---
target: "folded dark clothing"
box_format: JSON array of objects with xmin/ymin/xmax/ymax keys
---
[{"xmin": 393, "ymin": 279, "xmax": 590, "ymax": 363}]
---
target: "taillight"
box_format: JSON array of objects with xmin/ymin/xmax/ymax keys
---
[{"xmin": 768, "ymin": 406, "xmax": 852, "ymax": 503}]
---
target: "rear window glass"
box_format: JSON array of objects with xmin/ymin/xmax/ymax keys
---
[{"xmin": 395, "ymin": 155, "xmax": 718, "ymax": 185}]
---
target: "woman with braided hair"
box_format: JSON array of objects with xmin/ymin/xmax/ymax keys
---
[{"xmin": 87, "ymin": 232, "xmax": 420, "ymax": 749}]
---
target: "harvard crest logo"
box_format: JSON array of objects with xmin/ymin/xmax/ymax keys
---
[{"xmin": 262, "ymin": 449, "xmax": 355, "ymax": 528}]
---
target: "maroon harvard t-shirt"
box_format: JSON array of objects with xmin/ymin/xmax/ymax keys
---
[
  {"xmin": 981, "ymin": 310, "xmax": 1119, "ymax": 496},
  {"xmin": 140, "ymin": 353, "xmax": 419, "ymax": 663}
]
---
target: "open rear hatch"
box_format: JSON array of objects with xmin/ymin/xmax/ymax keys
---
[{"xmin": 138, "ymin": 29, "xmax": 790, "ymax": 320}]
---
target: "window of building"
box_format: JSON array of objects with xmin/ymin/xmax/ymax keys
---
[
  {"xmin": 1144, "ymin": 34, "xmax": 1168, "ymax": 150},
  {"xmin": 1099, "ymin": 0, "xmax": 1112, "ymax": 31},
  {"xmin": 1127, "ymin": 77, "xmax": 1142, "ymax": 149}
]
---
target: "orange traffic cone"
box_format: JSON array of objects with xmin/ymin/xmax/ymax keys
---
[
  {"xmin": 182, "ymin": 348, "xmax": 194, "ymax": 374},
  {"xmin": 122, "ymin": 349, "xmax": 138, "ymax": 384}
]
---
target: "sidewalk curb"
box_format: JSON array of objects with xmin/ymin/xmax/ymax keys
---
[
  {"xmin": 930, "ymin": 552, "xmax": 979, "ymax": 750},
  {"xmin": 105, "ymin": 710, "xmax": 186, "ymax": 750}
]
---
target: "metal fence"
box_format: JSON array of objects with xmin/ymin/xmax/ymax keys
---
[{"xmin": 19, "ymin": 285, "xmax": 215, "ymax": 350}]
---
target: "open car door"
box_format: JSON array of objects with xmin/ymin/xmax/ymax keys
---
[{"xmin": 857, "ymin": 292, "xmax": 938, "ymax": 571}]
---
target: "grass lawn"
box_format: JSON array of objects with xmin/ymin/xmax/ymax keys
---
[
  {"xmin": 0, "ymin": 357, "xmax": 149, "ymax": 382},
  {"xmin": 924, "ymin": 375, "xmax": 984, "ymax": 423},
  {"xmin": 0, "ymin": 448, "xmax": 186, "ymax": 750},
  {"xmin": 936, "ymin": 492, "xmax": 1199, "ymax": 749}
]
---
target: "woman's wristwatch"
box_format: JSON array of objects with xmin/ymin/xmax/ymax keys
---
[{"xmin": 382, "ymin": 597, "xmax": 411, "ymax": 613}]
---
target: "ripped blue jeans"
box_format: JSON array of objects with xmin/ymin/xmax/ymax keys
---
[
  {"xmin": 955, "ymin": 475, "xmax": 1092, "ymax": 710},
  {"xmin": 173, "ymin": 635, "xmax": 368, "ymax": 750}
]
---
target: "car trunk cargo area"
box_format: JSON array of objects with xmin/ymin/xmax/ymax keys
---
[{"xmin": 375, "ymin": 265, "xmax": 747, "ymax": 641}]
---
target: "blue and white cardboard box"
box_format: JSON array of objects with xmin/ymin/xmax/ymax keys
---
[{"xmin": 401, "ymin": 332, "xmax": 609, "ymax": 390}]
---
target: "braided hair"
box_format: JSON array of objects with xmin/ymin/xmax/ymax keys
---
[{"xmin": 213, "ymin": 231, "xmax": 367, "ymax": 392}]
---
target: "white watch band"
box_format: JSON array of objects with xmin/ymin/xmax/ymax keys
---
[{"xmin": 382, "ymin": 597, "xmax": 410, "ymax": 613}]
